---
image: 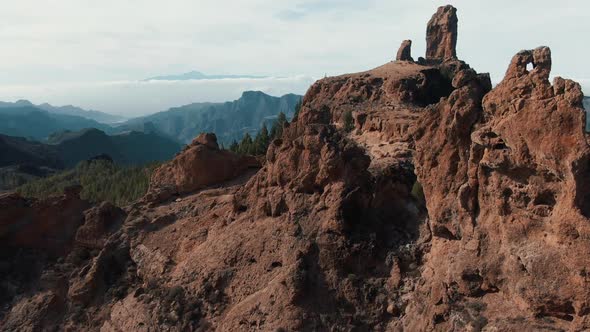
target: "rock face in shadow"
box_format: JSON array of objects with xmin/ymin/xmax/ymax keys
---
[
  {"xmin": 426, "ymin": 5, "xmax": 458, "ymax": 60},
  {"xmin": 0, "ymin": 186, "xmax": 90, "ymax": 256},
  {"xmin": 2, "ymin": 5, "xmax": 590, "ymax": 332}
]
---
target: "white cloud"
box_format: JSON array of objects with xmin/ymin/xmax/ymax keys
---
[{"xmin": 0, "ymin": 0, "xmax": 588, "ymax": 115}]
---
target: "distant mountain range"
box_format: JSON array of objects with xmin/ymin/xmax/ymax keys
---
[
  {"xmin": 47, "ymin": 128, "xmax": 181, "ymax": 167},
  {"xmin": 0, "ymin": 105, "xmax": 114, "ymax": 140},
  {"xmin": 119, "ymin": 91, "xmax": 302, "ymax": 144},
  {"xmin": 0, "ymin": 90, "xmax": 302, "ymax": 189},
  {"xmin": 0, "ymin": 128, "xmax": 181, "ymax": 190},
  {"xmin": 144, "ymin": 70, "xmax": 268, "ymax": 81},
  {"xmin": 0, "ymin": 100, "xmax": 125, "ymax": 124}
]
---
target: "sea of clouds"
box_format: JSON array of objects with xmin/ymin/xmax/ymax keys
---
[{"xmin": 0, "ymin": 76, "xmax": 316, "ymax": 118}]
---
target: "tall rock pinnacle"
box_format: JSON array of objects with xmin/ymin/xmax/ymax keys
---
[
  {"xmin": 396, "ymin": 40, "xmax": 413, "ymax": 61},
  {"xmin": 425, "ymin": 5, "xmax": 458, "ymax": 60}
]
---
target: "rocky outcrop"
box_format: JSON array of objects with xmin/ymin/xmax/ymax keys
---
[
  {"xmin": 396, "ymin": 39, "xmax": 413, "ymax": 61},
  {"xmin": 426, "ymin": 5, "xmax": 458, "ymax": 60},
  {"xmin": 0, "ymin": 186, "xmax": 90, "ymax": 255},
  {"xmin": 405, "ymin": 45, "xmax": 590, "ymax": 330},
  {"xmin": 75, "ymin": 201, "xmax": 127, "ymax": 249},
  {"xmin": 148, "ymin": 133, "xmax": 260, "ymax": 199}
]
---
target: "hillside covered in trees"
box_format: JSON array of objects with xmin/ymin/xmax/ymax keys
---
[
  {"xmin": 228, "ymin": 99, "xmax": 301, "ymax": 155},
  {"xmin": 16, "ymin": 159, "xmax": 158, "ymax": 206}
]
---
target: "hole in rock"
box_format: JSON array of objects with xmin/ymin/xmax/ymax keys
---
[
  {"xmin": 492, "ymin": 142, "xmax": 508, "ymax": 150},
  {"xmin": 533, "ymin": 191, "xmax": 556, "ymax": 206},
  {"xmin": 483, "ymin": 131, "xmax": 498, "ymax": 139},
  {"xmin": 526, "ymin": 62, "xmax": 534, "ymax": 72},
  {"xmin": 267, "ymin": 261, "xmax": 283, "ymax": 271},
  {"xmin": 414, "ymin": 68, "xmax": 454, "ymax": 106}
]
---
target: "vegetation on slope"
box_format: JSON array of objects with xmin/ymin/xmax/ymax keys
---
[
  {"xmin": 17, "ymin": 159, "xmax": 159, "ymax": 206},
  {"xmin": 228, "ymin": 111, "xmax": 289, "ymax": 155}
]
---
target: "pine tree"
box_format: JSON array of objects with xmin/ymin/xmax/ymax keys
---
[
  {"xmin": 255, "ymin": 124, "xmax": 270, "ymax": 155},
  {"xmin": 229, "ymin": 140, "xmax": 239, "ymax": 153},
  {"xmin": 277, "ymin": 112, "xmax": 287, "ymax": 127},
  {"xmin": 270, "ymin": 112, "xmax": 288, "ymax": 140},
  {"xmin": 239, "ymin": 133, "xmax": 253, "ymax": 155}
]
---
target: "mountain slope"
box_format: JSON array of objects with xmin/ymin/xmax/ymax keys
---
[
  {"xmin": 0, "ymin": 135, "xmax": 64, "ymax": 190},
  {"xmin": 0, "ymin": 135, "xmax": 62, "ymax": 169},
  {"xmin": 0, "ymin": 106, "xmax": 113, "ymax": 140},
  {"xmin": 120, "ymin": 91, "xmax": 301, "ymax": 144},
  {"xmin": 49, "ymin": 128, "xmax": 182, "ymax": 167},
  {"xmin": 0, "ymin": 128, "xmax": 181, "ymax": 189}
]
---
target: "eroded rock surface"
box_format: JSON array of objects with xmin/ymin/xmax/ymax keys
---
[
  {"xmin": 406, "ymin": 45, "xmax": 590, "ymax": 331},
  {"xmin": 426, "ymin": 5, "xmax": 458, "ymax": 61}
]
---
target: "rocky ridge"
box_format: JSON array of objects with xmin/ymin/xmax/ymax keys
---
[{"xmin": 1, "ymin": 4, "xmax": 589, "ymax": 332}]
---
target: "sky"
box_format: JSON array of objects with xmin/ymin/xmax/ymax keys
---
[{"xmin": 0, "ymin": 0, "xmax": 588, "ymax": 116}]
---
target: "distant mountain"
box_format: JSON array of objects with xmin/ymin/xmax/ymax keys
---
[
  {"xmin": 48, "ymin": 128, "xmax": 182, "ymax": 167},
  {"xmin": 0, "ymin": 134, "xmax": 63, "ymax": 190},
  {"xmin": 144, "ymin": 70, "xmax": 267, "ymax": 81},
  {"xmin": 0, "ymin": 127, "xmax": 181, "ymax": 190},
  {"xmin": 118, "ymin": 91, "xmax": 302, "ymax": 144},
  {"xmin": 0, "ymin": 100, "xmax": 125, "ymax": 124},
  {"xmin": 37, "ymin": 103, "xmax": 126, "ymax": 124},
  {"xmin": 0, "ymin": 105, "xmax": 114, "ymax": 140},
  {"xmin": 0, "ymin": 135, "xmax": 62, "ymax": 169}
]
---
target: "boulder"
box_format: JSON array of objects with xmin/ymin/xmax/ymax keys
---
[
  {"xmin": 75, "ymin": 201, "xmax": 127, "ymax": 249},
  {"xmin": 149, "ymin": 133, "xmax": 260, "ymax": 196}
]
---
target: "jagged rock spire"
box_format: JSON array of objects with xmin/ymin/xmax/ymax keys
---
[
  {"xmin": 425, "ymin": 5, "xmax": 458, "ymax": 60},
  {"xmin": 396, "ymin": 40, "xmax": 413, "ymax": 61}
]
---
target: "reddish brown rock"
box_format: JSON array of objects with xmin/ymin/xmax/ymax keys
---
[
  {"xmin": 0, "ymin": 188, "xmax": 90, "ymax": 256},
  {"xmin": 75, "ymin": 201, "xmax": 126, "ymax": 249},
  {"xmin": 148, "ymin": 133, "xmax": 260, "ymax": 197},
  {"xmin": 406, "ymin": 46, "xmax": 590, "ymax": 330},
  {"xmin": 396, "ymin": 39, "xmax": 413, "ymax": 61},
  {"xmin": 426, "ymin": 5, "xmax": 458, "ymax": 60}
]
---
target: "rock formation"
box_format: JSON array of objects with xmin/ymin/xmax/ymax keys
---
[
  {"xmin": 2, "ymin": 4, "xmax": 590, "ymax": 332},
  {"xmin": 0, "ymin": 186, "xmax": 90, "ymax": 255},
  {"xmin": 396, "ymin": 39, "xmax": 413, "ymax": 61},
  {"xmin": 147, "ymin": 133, "xmax": 260, "ymax": 200},
  {"xmin": 426, "ymin": 5, "xmax": 458, "ymax": 60}
]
